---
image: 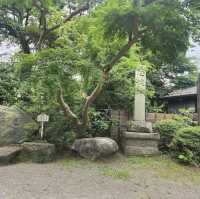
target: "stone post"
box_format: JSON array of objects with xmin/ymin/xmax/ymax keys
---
[
  {"xmin": 134, "ymin": 70, "xmax": 146, "ymax": 121},
  {"xmin": 121, "ymin": 69, "xmax": 160, "ymax": 156}
]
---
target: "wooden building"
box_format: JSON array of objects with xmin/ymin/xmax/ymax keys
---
[{"xmin": 164, "ymin": 86, "xmax": 197, "ymax": 113}]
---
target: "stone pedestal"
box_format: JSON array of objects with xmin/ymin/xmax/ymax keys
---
[
  {"xmin": 122, "ymin": 121, "xmax": 160, "ymax": 156},
  {"xmin": 21, "ymin": 142, "xmax": 55, "ymax": 163}
]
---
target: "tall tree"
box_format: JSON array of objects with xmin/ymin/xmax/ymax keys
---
[
  {"xmin": 16, "ymin": 0, "xmax": 192, "ymax": 136},
  {"xmin": 0, "ymin": 0, "xmax": 93, "ymax": 53},
  {"xmin": 184, "ymin": 0, "xmax": 200, "ymax": 42}
]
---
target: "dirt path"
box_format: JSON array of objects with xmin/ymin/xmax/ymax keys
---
[{"xmin": 0, "ymin": 156, "xmax": 200, "ymax": 199}]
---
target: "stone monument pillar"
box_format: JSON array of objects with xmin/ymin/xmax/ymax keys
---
[
  {"xmin": 122, "ymin": 69, "xmax": 160, "ymax": 155},
  {"xmin": 134, "ymin": 70, "xmax": 146, "ymax": 121}
]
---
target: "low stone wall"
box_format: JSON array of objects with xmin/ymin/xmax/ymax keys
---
[
  {"xmin": 147, "ymin": 113, "xmax": 198, "ymax": 123},
  {"xmin": 110, "ymin": 110, "xmax": 130, "ymax": 141},
  {"xmin": 146, "ymin": 113, "xmax": 176, "ymax": 123},
  {"xmin": 110, "ymin": 110, "xmax": 197, "ymax": 141}
]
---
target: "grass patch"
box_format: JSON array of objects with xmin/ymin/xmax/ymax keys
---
[
  {"xmin": 57, "ymin": 153, "xmax": 130, "ymax": 180},
  {"xmin": 57, "ymin": 153, "xmax": 200, "ymax": 184},
  {"xmin": 100, "ymin": 166, "xmax": 130, "ymax": 180},
  {"xmin": 58, "ymin": 155, "xmax": 89, "ymax": 168},
  {"xmin": 127, "ymin": 155, "xmax": 200, "ymax": 184},
  {"xmin": 127, "ymin": 155, "xmax": 172, "ymax": 169}
]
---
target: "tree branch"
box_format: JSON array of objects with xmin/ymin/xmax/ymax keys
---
[
  {"xmin": 80, "ymin": 37, "xmax": 137, "ymax": 127},
  {"xmin": 24, "ymin": 9, "xmax": 31, "ymax": 27},
  {"xmin": 57, "ymin": 87, "xmax": 80, "ymax": 126},
  {"xmin": 35, "ymin": 13, "xmax": 47, "ymax": 50},
  {"xmin": 47, "ymin": 4, "xmax": 89, "ymax": 33},
  {"xmin": 81, "ymin": 73, "xmax": 108, "ymax": 126},
  {"xmin": 32, "ymin": 3, "xmax": 89, "ymax": 50},
  {"xmin": 103, "ymin": 38, "xmax": 135, "ymax": 73},
  {"xmin": 32, "ymin": 0, "xmax": 48, "ymax": 50},
  {"xmin": 57, "ymin": 34, "xmax": 138, "ymax": 131}
]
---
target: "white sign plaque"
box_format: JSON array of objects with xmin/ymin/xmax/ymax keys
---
[
  {"xmin": 37, "ymin": 113, "xmax": 49, "ymax": 139},
  {"xmin": 37, "ymin": 113, "xmax": 49, "ymax": 122}
]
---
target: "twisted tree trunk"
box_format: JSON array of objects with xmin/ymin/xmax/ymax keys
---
[{"xmin": 57, "ymin": 38, "xmax": 137, "ymax": 135}]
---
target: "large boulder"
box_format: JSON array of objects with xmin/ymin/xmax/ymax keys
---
[
  {"xmin": 72, "ymin": 137, "xmax": 119, "ymax": 160},
  {"xmin": 0, "ymin": 105, "xmax": 38, "ymax": 146}
]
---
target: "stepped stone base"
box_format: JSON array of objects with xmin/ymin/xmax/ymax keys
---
[{"xmin": 122, "ymin": 131, "xmax": 160, "ymax": 156}]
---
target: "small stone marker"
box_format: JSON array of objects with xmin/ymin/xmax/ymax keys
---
[{"xmin": 37, "ymin": 113, "xmax": 49, "ymax": 139}]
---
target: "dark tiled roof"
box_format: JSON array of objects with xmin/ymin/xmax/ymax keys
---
[{"xmin": 164, "ymin": 86, "xmax": 197, "ymax": 98}]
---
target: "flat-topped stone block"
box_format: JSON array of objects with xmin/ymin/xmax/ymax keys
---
[
  {"xmin": 122, "ymin": 131, "xmax": 160, "ymax": 156},
  {"xmin": 123, "ymin": 131, "xmax": 160, "ymax": 140},
  {"xmin": 21, "ymin": 142, "xmax": 55, "ymax": 163},
  {"xmin": 127, "ymin": 121, "xmax": 152, "ymax": 133},
  {"xmin": 123, "ymin": 146, "xmax": 160, "ymax": 156},
  {"xmin": 0, "ymin": 146, "xmax": 22, "ymax": 165}
]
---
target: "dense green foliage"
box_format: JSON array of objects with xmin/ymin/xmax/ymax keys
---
[
  {"xmin": 148, "ymin": 55, "xmax": 197, "ymax": 100},
  {"xmin": 0, "ymin": 0, "xmax": 99, "ymax": 52},
  {"xmin": 172, "ymin": 126, "xmax": 200, "ymax": 167},
  {"xmin": 154, "ymin": 116, "xmax": 191, "ymax": 151},
  {"xmin": 154, "ymin": 110, "xmax": 200, "ymax": 167},
  {"xmin": 0, "ymin": 62, "xmax": 19, "ymax": 105},
  {"xmin": 45, "ymin": 111, "xmax": 76, "ymax": 149},
  {"xmin": 147, "ymin": 0, "xmax": 199, "ymax": 105},
  {"xmin": 0, "ymin": 0, "xmax": 199, "ymax": 145},
  {"xmin": 88, "ymin": 110, "xmax": 112, "ymax": 137},
  {"xmin": 16, "ymin": 0, "xmax": 193, "ymax": 112},
  {"xmin": 185, "ymin": 0, "xmax": 200, "ymax": 42},
  {"xmin": 41, "ymin": 108, "xmax": 112, "ymax": 148}
]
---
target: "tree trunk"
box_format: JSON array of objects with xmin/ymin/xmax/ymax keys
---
[
  {"xmin": 19, "ymin": 36, "xmax": 31, "ymax": 54},
  {"xmin": 57, "ymin": 38, "xmax": 137, "ymax": 136}
]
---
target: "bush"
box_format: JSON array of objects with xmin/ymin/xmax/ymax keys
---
[
  {"xmin": 0, "ymin": 62, "xmax": 19, "ymax": 105},
  {"xmin": 44, "ymin": 110, "xmax": 76, "ymax": 150},
  {"xmin": 88, "ymin": 110, "xmax": 112, "ymax": 137},
  {"xmin": 153, "ymin": 116, "xmax": 190, "ymax": 151},
  {"xmin": 172, "ymin": 126, "xmax": 200, "ymax": 166},
  {"xmin": 45, "ymin": 109, "xmax": 113, "ymax": 150}
]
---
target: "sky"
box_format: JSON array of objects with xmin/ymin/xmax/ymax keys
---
[
  {"xmin": 186, "ymin": 42, "xmax": 200, "ymax": 70},
  {"xmin": 0, "ymin": 41, "xmax": 19, "ymax": 62}
]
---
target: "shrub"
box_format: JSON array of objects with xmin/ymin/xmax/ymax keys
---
[
  {"xmin": 44, "ymin": 110, "xmax": 75, "ymax": 150},
  {"xmin": 153, "ymin": 116, "xmax": 190, "ymax": 151},
  {"xmin": 88, "ymin": 110, "xmax": 112, "ymax": 137},
  {"xmin": 172, "ymin": 126, "xmax": 200, "ymax": 166},
  {"xmin": 45, "ymin": 109, "xmax": 113, "ymax": 150}
]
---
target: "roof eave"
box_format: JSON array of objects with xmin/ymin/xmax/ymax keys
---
[{"xmin": 163, "ymin": 93, "xmax": 197, "ymax": 99}]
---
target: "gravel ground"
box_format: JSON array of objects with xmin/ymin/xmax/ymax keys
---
[{"xmin": 0, "ymin": 156, "xmax": 200, "ymax": 199}]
